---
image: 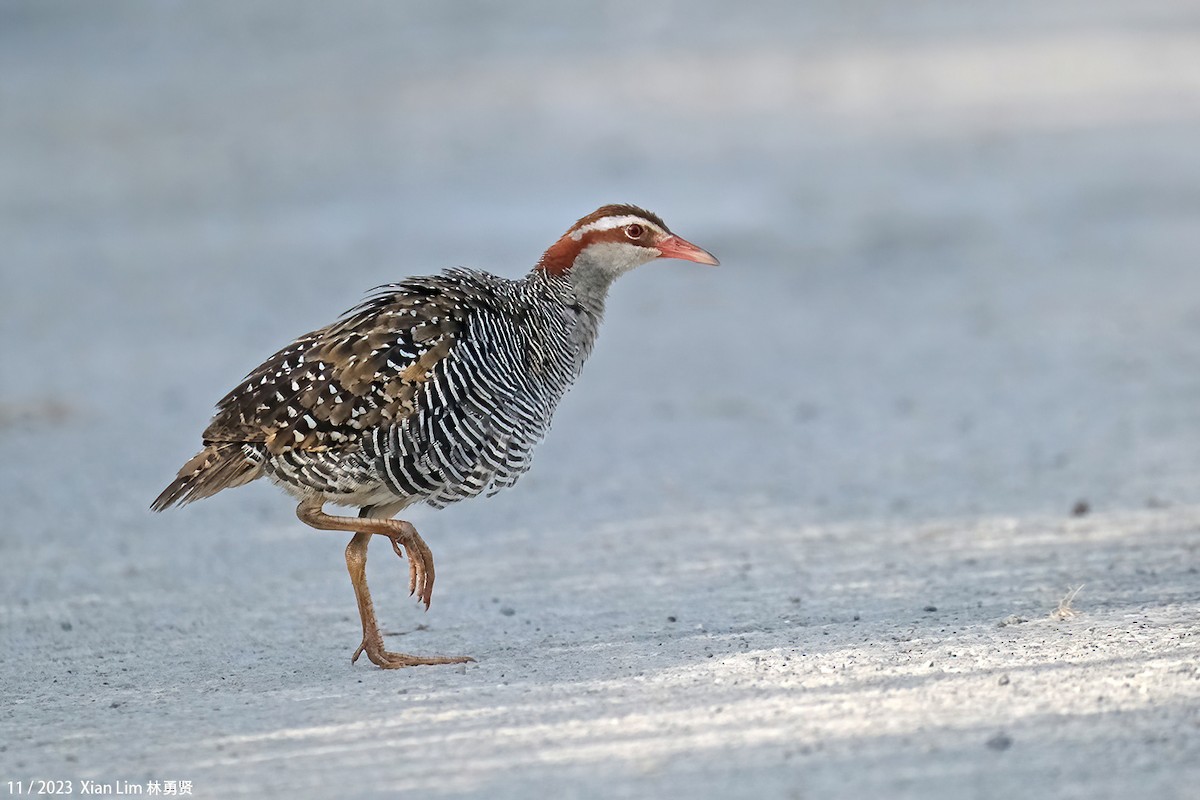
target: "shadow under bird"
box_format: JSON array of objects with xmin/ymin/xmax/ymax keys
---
[{"xmin": 152, "ymin": 204, "xmax": 719, "ymax": 668}]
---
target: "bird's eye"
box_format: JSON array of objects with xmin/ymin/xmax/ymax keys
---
[{"xmin": 624, "ymin": 224, "xmax": 645, "ymax": 240}]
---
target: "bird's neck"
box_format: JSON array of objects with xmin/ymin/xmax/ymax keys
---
[
  {"xmin": 525, "ymin": 264, "xmax": 607, "ymax": 371},
  {"xmin": 527, "ymin": 259, "xmax": 611, "ymax": 319},
  {"xmin": 534, "ymin": 233, "xmax": 650, "ymax": 314}
]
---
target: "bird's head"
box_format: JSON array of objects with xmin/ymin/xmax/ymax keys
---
[{"xmin": 536, "ymin": 204, "xmax": 718, "ymax": 289}]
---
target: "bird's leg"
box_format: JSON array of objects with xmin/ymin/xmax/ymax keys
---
[
  {"xmin": 343, "ymin": 530, "xmax": 473, "ymax": 668},
  {"xmin": 296, "ymin": 500, "xmax": 474, "ymax": 669},
  {"xmin": 297, "ymin": 499, "xmax": 436, "ymax": 606}
]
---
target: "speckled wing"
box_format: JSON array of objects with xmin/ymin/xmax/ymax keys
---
[{"xmin": 201, "ymin": 277, "xmax": 473, "ymax": 456}]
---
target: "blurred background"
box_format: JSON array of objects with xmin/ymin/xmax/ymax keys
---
[
  {"xmin": 4, "ymin": 1, "xmax": 1200, "ymax": 528},
  {"xmin": 3, "ymin": 2, "xmax": 1200, "ymax": 795}
]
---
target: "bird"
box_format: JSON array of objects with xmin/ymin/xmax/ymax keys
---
[{"xmin": 152, "ymin": 204, "xmax": 719, "ymax": 669}]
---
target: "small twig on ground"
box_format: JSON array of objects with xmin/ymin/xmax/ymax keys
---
[{"xmin": 1051, "ymin": 584, "xmax": 1084, "ymax": 620}]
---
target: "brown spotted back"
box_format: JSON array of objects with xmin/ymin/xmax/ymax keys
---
[{"xmin": 203, "ymin": 282, "xmax": 469, "ymax": 457}]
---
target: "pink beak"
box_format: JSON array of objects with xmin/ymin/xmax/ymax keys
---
[{"xmin": 655, "ymin": 234, "xmax": 720, "ymax": 266}]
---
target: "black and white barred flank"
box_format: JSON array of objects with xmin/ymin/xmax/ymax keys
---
[{"xmin": 152, "ymin": 267, "xmax": 602, "ymax": 512}]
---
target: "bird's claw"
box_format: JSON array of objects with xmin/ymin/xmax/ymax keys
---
[{"xmin": 388, "ymin": 533, "xmax": 435, "ymax": 610}]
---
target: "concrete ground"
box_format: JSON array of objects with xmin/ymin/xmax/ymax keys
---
[{"xmin": 3, "ymin": 2, "xmax": 1199, "ymax": 797}]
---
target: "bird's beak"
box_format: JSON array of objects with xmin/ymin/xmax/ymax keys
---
[{"xmin": 655, "ymin": 235, "xmax": 720, "ymax": 266}]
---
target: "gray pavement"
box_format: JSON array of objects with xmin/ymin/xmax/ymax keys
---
[{"xmin": 3, "ymin": 2, "xmax": 1200, "ymax": 798}]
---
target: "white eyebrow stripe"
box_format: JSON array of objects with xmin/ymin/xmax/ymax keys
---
[{"xmin": 570, "ymin": 216, "xmax": 667, "ymax": 241}]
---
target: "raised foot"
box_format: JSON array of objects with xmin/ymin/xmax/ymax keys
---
[
  {"xmin": 352, "ymin": 638, "xmax": 475, "ymax": 669},
  {"xmin": 387, "ymin": 531, "xmax": 435, "ymax": 610}
]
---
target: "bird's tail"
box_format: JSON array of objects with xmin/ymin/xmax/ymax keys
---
[{"xmin": 151, "ymin": 443, "xmax": 264, "ymax": 511}]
